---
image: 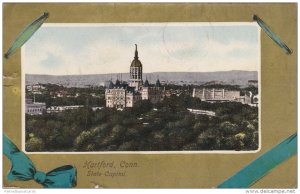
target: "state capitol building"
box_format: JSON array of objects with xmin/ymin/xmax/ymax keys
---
[{"xmin": 105, "ymin": 44, "xmax": 164, "ymax": 109}]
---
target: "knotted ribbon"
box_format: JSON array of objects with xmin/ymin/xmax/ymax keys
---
[{"xmin": 3, "ymin": 134, "xmax": 77, "ymax": 188}]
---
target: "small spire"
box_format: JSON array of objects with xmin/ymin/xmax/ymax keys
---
[
  {"xmin": 144, "ymin": 79, "xmax": 149, "ymax": 87},
  {"xmin": 134, "ymin": 44, "xmax": 138, "ymax": 59},
  {"xmin": 156, "ymin": 79, "xmax": 161, "ymax": 87}
]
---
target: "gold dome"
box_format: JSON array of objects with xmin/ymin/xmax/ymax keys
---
[{"xmin": 130, "ymin": 44, "xmax": 142, "ymax": 68}]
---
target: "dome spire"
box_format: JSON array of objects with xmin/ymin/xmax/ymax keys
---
[{"xmin": 134, "ymin": 44, "xmax": 138, "ymax": 59}]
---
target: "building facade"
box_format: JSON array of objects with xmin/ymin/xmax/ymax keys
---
[
  {"xmin": 192, "ymin": 88, "xmax": 258, "ymax": 107},
  {"xmin": 46, "ymin": 105, "xmax": 84, "ymax": 113},
  {"xmin": 105, "ymin": 45, "xmax": 164, "ymax": 109},
  {"xmin": 25, "ymin": 98, "xmax": 46, "ymax": 115},
  {"xmin": 192, "ymin": 88, "xmax": 241, "ymax": 102}
]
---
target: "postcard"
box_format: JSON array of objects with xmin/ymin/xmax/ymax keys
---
[{"xmin": 3, "ymin": 3, "xmax": 297, "ymax": 189}]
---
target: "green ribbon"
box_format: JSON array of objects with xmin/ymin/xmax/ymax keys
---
[
  {"xmin": 4, "ymin": 12, "xmax": 49, "ymax": 59},
  {"xmin": 3, "ymin": 134, "xmax": 77, "ymax": 188},
  {"xmin": 253, "ymin": 14, "xmax": 292, "ymax": 55},
  {"xmin": 218, "ymin": 133, "xmax": 297, "ymax": 188}
]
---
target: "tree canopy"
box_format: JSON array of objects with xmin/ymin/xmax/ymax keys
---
[{"xmin": 26, "ymin": 92, "xmax": 258, "ymax": 152}]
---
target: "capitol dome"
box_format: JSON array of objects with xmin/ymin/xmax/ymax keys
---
[
  {"xmin": 131, "ymin": 44, "xmax": 142, "ymax": 67},
  {"xmin": 131, "ymin": 58, "xmax": 142, "ymax": 67}
]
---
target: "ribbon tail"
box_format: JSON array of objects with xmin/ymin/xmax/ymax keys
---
[
  {"xmin": 3, "ymin": 134, "xmax": 20, "ymax": 156},
  {"xmin": 3, "ymin": 134, "xmax": 77, "ymax": 188},
  {"xmin": 43, "ymin": 165, "xmax": 77, "ymax": 188},
  {"xmin": 218, "ymin": 133, "xmax": 297, "ymax": 188},
  {"xmin": 3, "ymin": 134, "xmax": 37, "ymax": 181},
  {"xmin": 4, "ymin": 12, "xmax": 49, "ymax": 59}
]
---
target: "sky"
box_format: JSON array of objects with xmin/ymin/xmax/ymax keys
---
[{"xmin": 23, "ymin": 23, "xmax": 260, "ymax": 75}]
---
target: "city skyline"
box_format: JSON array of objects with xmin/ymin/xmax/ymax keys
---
[{"xmin": 23, "ymin": 23, "xmax": 260, "ymax": 75}]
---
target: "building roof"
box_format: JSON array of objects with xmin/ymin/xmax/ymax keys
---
[
  {"xmin": 130, "ymin": 44, "xmax": 143, "ymax": 68},
  {"xmin": 115, "ymin": 79, "xmax": 121, "ymax": 87},
  {"xmin": 108, "ymin": 80, "xmax": 114, "ymax": 89},
  {"xmin": 131, "ymin": 59, "xmax": 142, "ymax": 68},
  {"xmin": 144, "ymin": 79, "xmax": 150, "ymax": 87},
  {"xmin": 155, "ymin": 79, "xmax": 162, "ymax": 87}
]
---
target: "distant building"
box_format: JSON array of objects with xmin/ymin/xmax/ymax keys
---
[
  {"xmin": 46, "ymin": 105, "xmax": 84, "ymax": 113},
  {"xmin": 192, "ymin": 88, "xmax": 241, "ymax": 102},
  {"xmin": 26, "ymin": 84, "xmax": 46, "ymax": 93},
  {"xmin": 187, "ymin": 108, "xmax": 216, "ymax": 116},
  {"xmin": 25, "ymin": 98, "xmax": 46, "ymax": 115},
  {"xmin": 192, "ymin": 88, "xmax": 258, "ymax": 107},
  {"xmin": 92, "ymin": 107, "xmax": 104, "ymax": 111},
  {"xmin": 245, "ymin": 92, "xmax": 259, "ymax": 107},
  {"xmin": 248, "ymin": 80, "xmax": 258, "ymax": 87},
  {"xmin": 105, "ymin": 44, "xmax": 164, "ymax": 109}
]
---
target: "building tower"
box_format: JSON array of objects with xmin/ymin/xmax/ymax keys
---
[{"xmin": 129, "ymin": 44, "xmax": 143, "ymax": 90}]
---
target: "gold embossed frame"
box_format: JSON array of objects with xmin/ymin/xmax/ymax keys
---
[{"xmin": 3, "ymin": 3, "xmax": 297, "ymax": 188}]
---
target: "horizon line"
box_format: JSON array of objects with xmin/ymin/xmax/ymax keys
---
[{"xmin": 25, "ymin": 70, "xmax": 258, "ymax": 76}]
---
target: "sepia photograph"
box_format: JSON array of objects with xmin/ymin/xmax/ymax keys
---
[{"xmin": 22, "ymin": 23, "xmax": 260, "ymax": 152}]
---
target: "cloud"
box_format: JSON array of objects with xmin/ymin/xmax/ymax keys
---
[
  {"xmin": 24, "ymin": 41, "xmax": 66, "ymax": 74},
  {"xmin": 23, "ymin": 25, "xmax": 260, "ymax": 75},
  {"xmin": 205, "ymin": 40, "xmax": 257, "ymax": 55}
]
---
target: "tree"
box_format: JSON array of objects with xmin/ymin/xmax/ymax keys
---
[
  {"xmin": 149, "ymin": 131, "xmax": 166, "ymax": 150},
  {"xmin": 219, "ymin": 121, "xmax": 239, "ymax": 136},
  {"xmin": 26, "ymin": 136, "xmax": 45, "ymax": 151},
  {"xmin": 118, "ymin": 141, "xmax": 137, "ymax": 151},
  {"xmin": 197, "ymin": 129, "xmax": 221, "ymax": 150},
  {"xmin": 131, "ymin": 100, "xmax": 153, "ymax": 115},
  {"xmin": 74, "ymin": 130, "xmax": 94, "ymax": 151}
]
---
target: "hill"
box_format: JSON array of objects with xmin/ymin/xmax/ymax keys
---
[{"xmin": 26, "ymin": 70, "xmax": 258, "ymax": 88}]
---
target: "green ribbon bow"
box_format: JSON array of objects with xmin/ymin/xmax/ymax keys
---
[{"xmin": 3, "ymin": 134, "xmax": 77, "ymax": 188}]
